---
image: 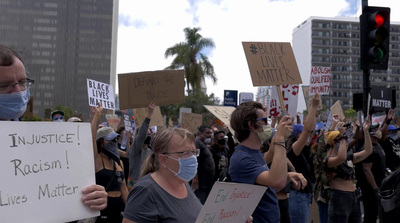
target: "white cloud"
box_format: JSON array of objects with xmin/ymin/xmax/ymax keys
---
[{"xmin": 117, "ymin": 0, "xmax": 399, "ymax": 108}]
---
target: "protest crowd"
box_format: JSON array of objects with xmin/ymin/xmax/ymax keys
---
[{"xmin": 2, "ymin": 42, "xmax": 400, "ymax": 223}]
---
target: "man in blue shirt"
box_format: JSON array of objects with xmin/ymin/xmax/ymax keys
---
[{"xmin": 229, "ymin": 101, "xmax": 306, "ymax": 223}]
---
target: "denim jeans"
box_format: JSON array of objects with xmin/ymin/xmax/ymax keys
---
[
  {"xmin": 328, "ymin": 189, "xmax": 361, "ymax": 223},
  {"xmin": 288, "ymin": 190, "xmax": 312, "ymax": 223},
  {"xmin": 317, "ymin": 201, "xmax": 329, "ymax": 223}
]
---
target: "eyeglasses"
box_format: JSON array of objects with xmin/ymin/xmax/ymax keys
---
[
  {"xmin": 162, "ymin": 149, "xmax": 200, "ymax": 158},
  {"xmin": 255, "ymin": 117, "xmax": 268, "ymax": 125},
  {"xmin": 0, "ymin": 78, "xmax": 34, "ymax": 94},
  {"xmin": 53, "ymin": 116, "xmax": 64, "ymax": 120}
]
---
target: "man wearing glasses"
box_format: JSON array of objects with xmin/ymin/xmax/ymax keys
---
[{"xmin": 0, "ymin": 44, "xmax": 107, "ymax": 217}]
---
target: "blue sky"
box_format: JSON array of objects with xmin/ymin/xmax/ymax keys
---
[{"xmin": 116, "ymin": 0, "xmax": 400, "ymax": 110}]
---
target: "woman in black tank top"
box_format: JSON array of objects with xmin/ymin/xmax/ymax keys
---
[{"xmin": 91, "ymin": 104, "xmax": 129, "ymax": 223}]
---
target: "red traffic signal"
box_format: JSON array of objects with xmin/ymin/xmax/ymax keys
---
[{"xmin": 360, "ymin": 6, "xmax": 390, "ymax": 70}]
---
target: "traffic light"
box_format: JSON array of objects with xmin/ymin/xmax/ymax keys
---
[{"xmin": 360, "ymin": 6, "xmax": 390, "ymax": 70}]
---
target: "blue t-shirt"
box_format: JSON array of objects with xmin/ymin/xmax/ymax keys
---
[{"xmin": 228, "ymin": 145, "xmax": 279, "ymax": 223}]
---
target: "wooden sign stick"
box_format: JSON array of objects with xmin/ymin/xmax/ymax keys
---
[{"xmin": 276, "ymin": 85, "xmax": 288, "ymax": 115}]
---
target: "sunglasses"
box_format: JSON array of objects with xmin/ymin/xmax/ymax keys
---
[
  {"xmin": 53, "ymin": 116, "xmax": 64, "ymax": 120},
  {"xmin": 255, "ymin": 117, "xmax": 268, "ymax": 125}
]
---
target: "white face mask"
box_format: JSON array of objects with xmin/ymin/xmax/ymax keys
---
[
  {"xmin": 257, "ymin": 125, "xmax": 272, "ymax": 143},
  {"xmin": 204, "ymin": 137, "xmax": 212, "ymax": 144}
]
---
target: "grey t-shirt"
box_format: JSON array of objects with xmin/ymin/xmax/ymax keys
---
[{"xmin": 124, "ymin": 173, "xmax": 203, "ymax": 223}]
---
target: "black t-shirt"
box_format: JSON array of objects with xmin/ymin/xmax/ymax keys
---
[
  {"xmin": 195, "ymin": 138, "xmax": 215, "ymax": 189},
  {"xmin": 380, "ymin": 138, "xmax": 400, "ymax": 171},
  {"xmin": 363, "ymin": 143, "xmax": 387, "ymax": 188},
  {"xmin": 287, "ymin": 146, "xmax": 314, "ymax": 193},
  {"xmin": 210, "ymin": 144, "xmax": 229, "ymax": 181}
]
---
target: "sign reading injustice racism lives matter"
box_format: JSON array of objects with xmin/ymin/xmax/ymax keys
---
[
  {"xmin": 0, "ymin": 122, "xmax": 98, "ymax": 223},
  {"xmin": 242, "ymin": 42, "xmax": 302, "ymax": 86},
  {"xmin": 87, "ymin": 79, "xmax": 115, "ymax": 110},
  {"xmin": 309, "ymin": 66, "xmax": 331, "ymax": 95}
]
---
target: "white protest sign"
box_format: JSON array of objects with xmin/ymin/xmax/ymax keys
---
[
  {"xmin": 372, "ymin": 114, "xmax": 386, "ymax": 126},
  {"xmin": 309, "ymin": 66, "xmax": 331, "ymax": 96},
  {"xmin": 268, "ymin": 85, "xmax": 299, "ymax": 118},
  {"xmin": 87, "ymin": 78, "xmax": 115, "ymax": 110},
  {"xmin": 0, "ymin": 122, "xmax": 98, "ymax": 223},
  {"xmin": 123, "ymin": 114, "xmax": 133, "ymax": 133},
  {"xmin": 196, "ymin": 182, "xmax": 267, "ymax": 223}
]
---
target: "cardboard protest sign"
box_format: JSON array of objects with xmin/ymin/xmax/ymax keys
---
[
  {"xmin": 105, "ymin": 114, "xmax": 120, "ymax": 131},
  {"xmin": 301, "ymin": 85, "xmax": 323, "ymax": 111},
  {"xmin": 181, "ymin": 113, "xmax": 203, "ymax": 134},
  {"xmin": 195, "ymin": 182, "xmax": 267, "ymax": 223},
  {"xmin": 0, "ymin": 122, "xmax": 98, "ymax": 223},
  {"xmin": 87, "ymin": 79, "xmax": 115, "ymax": 110},
  {"xmin": 242, "ymin": 42, "xmax": 302, "ymax": 86},
  {"xmin": 268, "ymin": 85, "xmax": 299, "ymax": 118},
  {"xmin": 179, "ymin": 107, "xmax": 192, "ymax": 124},
  {"xmin": 330, "ymin": 100, "xmax": 345, "ymax": 121},
  {"xmin": 309, "ymin": 66, "xmax": 331, "ymax": 95},
  {"xmin": 204, "ymin": 105, "xmax": 236, "ymax": 134},
  {"xmin": 133, "ymin": 106, "xmax": 164, "ymax": 127},
  {"xmin": 118, "ymin": 70, "xmax": 185, "ymax": 109}
]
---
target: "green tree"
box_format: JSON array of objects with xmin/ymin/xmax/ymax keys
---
[
  {"xmin": 345, "ymin": 106, "xmax": 357, "ymax": 119},
  {"xmin": 164, "ymin": 27, "xmax": 217, "ymax": 94},
  {"xmin": 160, "ymin": 91, "xmax": 218, "ymax": 127}
]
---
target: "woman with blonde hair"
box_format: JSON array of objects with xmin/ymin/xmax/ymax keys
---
[{"xmin": 123, "ymin": 127, "xmax": 202, "ymax": 222}]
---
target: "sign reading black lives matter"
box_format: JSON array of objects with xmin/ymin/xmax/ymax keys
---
[
  {"xmin": 242, "ymin": 42, "xmax": 302, "ymax": 86},
  {"xmin": 87, "ymin": 79, "xmax": 115, "ymax": 110},
  {"xmin": 0, "ymin": 122, "xmax": 98, "ymax": 223}
]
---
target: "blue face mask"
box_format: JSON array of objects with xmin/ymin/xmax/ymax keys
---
[
  {"xmin": 165, "ymin": 155, "xmax": 198, "ymax": 182},
  {"xmin": 0, "ymin": 89, "xmax": 30, "ymax": 120}
]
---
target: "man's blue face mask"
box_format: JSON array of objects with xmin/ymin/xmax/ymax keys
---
[{"xmin": 0, "ymin": 89, "xmax": 30, "ymax": 120}]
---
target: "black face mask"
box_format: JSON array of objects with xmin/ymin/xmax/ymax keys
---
[
  {"xmin": 103, "ymin": 142, "xmax": 121, "ymax": 164},
  {"xmin": 144, "ymin": 136, "xmax": 151, "ymax": 145},
  {"xmin": 217, "ymin": 138, "xmax": 226, "ymax": 145}
]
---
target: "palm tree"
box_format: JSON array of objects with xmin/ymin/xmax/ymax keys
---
[{"xmin": 164, "ymin": 27, "xmax": 217, "ymax": 94}]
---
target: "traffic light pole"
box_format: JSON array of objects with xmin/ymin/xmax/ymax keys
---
[
  {"xmin": 362, "ymin": 0, "xmax": 369, "ymax": 119},
  {"xmin": 363, "ymin": 69, "xmax": 370, "ymax": 118}
]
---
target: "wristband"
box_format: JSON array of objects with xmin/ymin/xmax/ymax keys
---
[
  {"xmin": 273, "ymin": 142, "xmax": 286, "ymax": 149},
  {"xmin": 386, "ymin": 118, "xmax": 392, "ymax": 125}
]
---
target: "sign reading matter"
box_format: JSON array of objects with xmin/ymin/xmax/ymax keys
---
[
  {"xmin": 309, "ymin": 66, "xmax": 331, "ymax": 95},
  {"xmin": 195, "ymin": 182, "xmax": 267, "ymax": 223},
  {"xmin": 242, "ymin": 42, "xmax": 302, "ymax": 86},
  {"xmin": 87, "ymin": 79, "xmax": 115, "ymax": 110},
  {"xmin": 118, "ymin": 70, "xmax": 185, "ymax": 109},
  {"xmin": 0, "ymin": 122, "xmax": 98, "ymax": 223}
]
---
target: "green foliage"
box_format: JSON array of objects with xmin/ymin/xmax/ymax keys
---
[
  {"xmin": 22, "ymin": 114, "xmax": 42, "ymax": 121},
  {"xmin": 164, "ymin": 27, "xmax": 217, "ymax": 94},
  {"xmin": 344, "ymin": 106, "xmax": 357, "ymax": 119},
  {"xmin": 160, "ymin": 91, "xmax": 218, "ymax": 127}
]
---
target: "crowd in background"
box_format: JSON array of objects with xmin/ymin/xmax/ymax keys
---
[{"xmin": 2, "ymin": 43, "xmax": 400, "ymax": 223}]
